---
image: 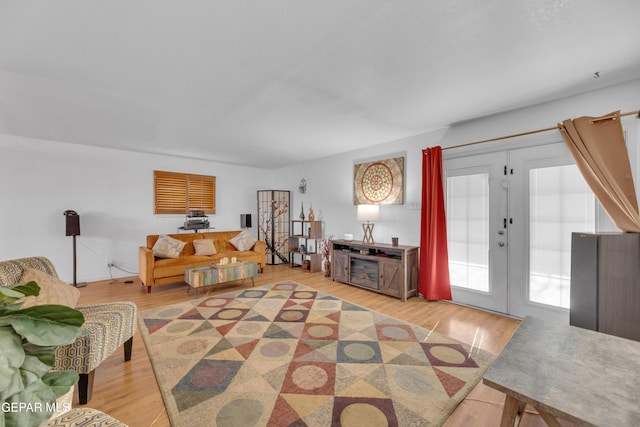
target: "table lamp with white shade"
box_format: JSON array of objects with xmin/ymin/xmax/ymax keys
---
[{"xmin": 357, "ymin": 204, "xmax": 379, "ymax": 244}]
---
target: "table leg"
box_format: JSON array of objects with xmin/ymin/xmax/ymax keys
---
[
  {"xmin": 500, "ymin": 395, "xmax": 526, "ymax": 427},
  {"xmin": 535, "ymin": 407, "xmax": 562, "ymax": 427}
]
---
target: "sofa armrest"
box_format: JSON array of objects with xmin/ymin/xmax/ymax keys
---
[
  {"xmin": 253, "ymin": 240, "xmax": 266, "ymax": 253},
  {"xmin": 138, "ymin": 246, "xmax": 154, "ymax": 286},
  {"xmin": 252, "ymin": 240, "xmax": 266, "ymax": 271}
]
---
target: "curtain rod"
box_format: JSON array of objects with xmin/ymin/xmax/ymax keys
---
[{"xmin": 443, "ymin": 109, "xmax": 640, "ymax": 151}]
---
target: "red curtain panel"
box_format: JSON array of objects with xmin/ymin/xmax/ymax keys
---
[{"xmin": 419, "ymin": 146, "xmax": 452, "ymax": 300}]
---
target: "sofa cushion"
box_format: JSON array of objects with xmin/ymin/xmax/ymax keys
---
[
  {"xmin": 153, "ymin": 234, "xmax": 186, "ymax": 259},
  {"xmin": 229, "ymin": 229, "xmax": 257, "ymax": 251},
  {"xmin": 19, "ymin": 268, "xmax": 80, "ymax": 308},
  {"xmin": 193, "ymin": 239, "xmax": 217, "ymax": 256}
]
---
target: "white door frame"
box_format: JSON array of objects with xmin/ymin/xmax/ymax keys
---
[{"xmin": 444, "ymin": 138, "xmax": 608, "ymax": 322}]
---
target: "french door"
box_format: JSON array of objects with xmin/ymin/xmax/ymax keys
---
[
  {"xmin": 445, "ymin": 151, "xmax": 508, "ymax": 314},
  {"xmin": 444, "ymin": 142, "xmax": 597, "ymax": 323}
]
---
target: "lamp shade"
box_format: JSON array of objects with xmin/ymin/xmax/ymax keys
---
[{"xmin": 357, "ymin": 204, "xmax": 379, "ymax": 222}]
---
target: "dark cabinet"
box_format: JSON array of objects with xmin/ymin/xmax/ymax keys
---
[{"xmin": 570, "ymin": 232, "xmax": 640, "ymax": 341}]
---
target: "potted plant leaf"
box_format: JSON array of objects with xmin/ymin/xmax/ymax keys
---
[{"xmin": 0, "ymin": 281, "xmax": 84, "ymax": 427}]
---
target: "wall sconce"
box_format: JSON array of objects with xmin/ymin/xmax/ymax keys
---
[
  {"xmin": 299, "ymin": 178, "xmax": 307, "ymax": 194},
  {"xmin": 357, "ymin": 204, "xmax": 379, "ymax": 244}
]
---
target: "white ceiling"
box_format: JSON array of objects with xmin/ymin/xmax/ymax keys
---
[{"xmin": 1, "ymin": 1, "xmax": 640, "ymax": 169}]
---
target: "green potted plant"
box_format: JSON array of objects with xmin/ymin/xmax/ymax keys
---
[{"xmin": 0, "ymin": 281, "xmax": 84, "ymax": 427}]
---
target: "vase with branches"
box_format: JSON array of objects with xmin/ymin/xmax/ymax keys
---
[{"xmin": 320, "ymin": 235, "xmax": 334, "ymax": 277}]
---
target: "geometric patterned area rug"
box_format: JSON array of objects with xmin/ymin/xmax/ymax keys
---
[{"xmin": 138, "ymin": 282, "xmax": 494, "ymax": 427}]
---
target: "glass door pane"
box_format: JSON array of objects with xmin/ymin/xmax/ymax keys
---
[
  {"xmin": 529, "ymin": 165, "xmax": 595, "ymax": 308},
  {"xmin": 447, "ymin": 173, "xmax": 490, "ymax": 292}
]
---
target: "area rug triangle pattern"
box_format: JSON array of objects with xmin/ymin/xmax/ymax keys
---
[{"xmin": 139, "ymin": 282, "xmax": 494, "ymax": 426}]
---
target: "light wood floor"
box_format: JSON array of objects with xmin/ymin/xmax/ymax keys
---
[{"xmin": 76, "ymin": 264, "xmax": 575, "ymax": 426}]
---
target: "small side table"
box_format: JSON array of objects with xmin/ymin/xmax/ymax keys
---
[{"xmin": 184, "ymin": 261, "xmax": 258, "ymax": 298}]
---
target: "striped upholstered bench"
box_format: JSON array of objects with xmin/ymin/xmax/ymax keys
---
[
  {"xmin": 44, "ymin": 408, "xmax": 128, "ymax": 427},
  {"xmin": 0, "ymin": 256, "xmax": 137, "ymax": 404}
]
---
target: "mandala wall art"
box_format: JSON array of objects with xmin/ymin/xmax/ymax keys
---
[{"xmin": 353, "ymin": 156, "xmax": 405, "ymax": 205}]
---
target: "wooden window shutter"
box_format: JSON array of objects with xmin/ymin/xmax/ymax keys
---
[
  {"xmin": 154, "ymin": 171, "xmax": 216, "ymax": 214},
  {"xmin": 188, "ymin": 175, "xmax": 216, "ymax": 213}
]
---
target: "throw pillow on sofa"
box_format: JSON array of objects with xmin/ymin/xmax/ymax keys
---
[
  {"xmin": 19, "ymin": 268, "xmax": 80, "ymax": 308},
  {"xmin": 193, "ymin": 239, "xmax": 217, "ymax": 256},
  {"xmin": 153, "ymin": 234, "xmax": 187, "ymax": 259},
  {"xmin": 229, "ymin": 229, "xmax": 257, "ymax": 251}
]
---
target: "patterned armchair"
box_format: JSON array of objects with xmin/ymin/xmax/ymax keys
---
[
  {"xmin": 44, "ymin": 407, "xmax": 128, "ymax": 427},
  {"xmin": 0, "ymin": 256, "xmax": 137, "ymax": 404}
]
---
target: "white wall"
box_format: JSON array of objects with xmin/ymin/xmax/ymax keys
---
[
  {"xmin": 2, "ymin": 78, "xmax": 638, "ymax": 283},
  {"xmin": 271, "ymin": 78, "xmax": 640, "ymax": 247},
  {"xmin": 0, "ymin": 136, "xmax": 271, "ymax": 282}
]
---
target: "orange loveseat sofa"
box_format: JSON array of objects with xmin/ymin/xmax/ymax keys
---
[{"xmin": 139, "ymin": 230, "xmax": 266, "ymax": 292}]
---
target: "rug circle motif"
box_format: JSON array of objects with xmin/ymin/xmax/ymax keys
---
[
  {"xmin": 260, "ymin": 341, "xmax": 290, "ymax": 357},
  {"xmin": 429, "ymin": 345, "xmax": 466, "ymax": 364},
  {"xmin": 236, "ymin": 323, "xmax": 262, "ymax": 335},
  {"xmin": 176, "ymin": 339, "xmax": 209, "ymax": 355},
  {"xmin": 218, "ymin": 309, "xmax": 244, "ymax": 319},
  {"xmin": 340, "ymin": 403, "xmax": 388, "ymax": 426},
  {"xmin": 293, "ymin": 291, "xmax": 314, "ymax": 299},
  {"xmin": 158, "ymin": 307, "xmax": 184, "ymax": 318},
  {"xmin": 394, "ymin": 369, "xmax": 433, "ymax": 394},
  {"xmin": 242, "ymin": 290, "xmax": 264, "ymax": 298},
  {"xmin": 343, "ymin": 342, "xmax": 376, "ymax": 361},
  {"xmin": 166, "ymin": 321, "xmax": 194, "ymax": 333},
  {"xmin": 204, "ymin": 298, "xmax": 228, "ymax": 307},
  {"xmin": 291, "ymin": 365, "xmax": 328, "ymax": 390},
  {"xmin": 381, "ymin": 325, "xmax": 410, "ymax": 340},
  {"xmin": 280, "ymin": 310, "xmax": 304, "ymax": 321},
  {"xmin": 191, "ymin": 362, "xmax": 233, "ymax": 388},
  {"xmin": 216, "ymin": 398, "xmax": 263, "ymax": 426},
  {"xmin": 307, "ymin": 325, "xmax": 333, "ymax": 338},
  {"xmin": 274, "ymin": 283, "xmax": 295, "ymax": 290}
]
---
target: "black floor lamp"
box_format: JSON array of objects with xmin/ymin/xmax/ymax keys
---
[{"xmin": 64, "ymin": 210, "xmax": 87, "ymax": 288}]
